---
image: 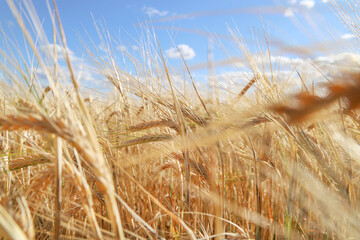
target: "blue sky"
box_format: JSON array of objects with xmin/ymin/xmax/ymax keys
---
[{"xmin": 0, "ymin": 0, "xmax": 358, "ymax": 91}]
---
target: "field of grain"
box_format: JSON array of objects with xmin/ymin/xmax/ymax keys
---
[{"xmin": 0, "ymin": 0, "xmax": 360, "ymax": 239}]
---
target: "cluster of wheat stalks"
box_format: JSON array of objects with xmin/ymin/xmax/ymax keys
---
[{"xmin": 0, "ymin": 0, "xmax": 360, "ymax": 239}]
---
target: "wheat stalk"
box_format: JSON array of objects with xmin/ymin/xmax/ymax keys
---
[
  {"xmin": 116, "ymin": 134, "xmax": 173, "ymax": 148},
  {"xmin": 9, "ymin": 154, "xmax": 51, "ymax": 171}
]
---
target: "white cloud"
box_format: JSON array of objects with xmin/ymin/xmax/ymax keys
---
[
  {"xmin": 32, "ymin": 50, "xmax": 360, "ymax": 101},
  {"xmin": 284, "ymin": 8, "xmax": 295, "ymax": 17},
  {"xmin": 205, "ymin": 52, "xmax": 360, "ymax": 99},
  {"xmin": 98, "ymin": 43, "xmax": 110, "ymax": 53},
  {"xmin": 341, "ymin": 33, "xmax": 355, "ymax": 40},
  {"xmin": 132, "ymin": 45, "xmax": 139, "ymax": 51},
  {"xmin": 6, "ymin": 20, "xmax": 15, "ymax": 27},
  {"xmin": 36, "ymin": 43, "xmax": 104, "ymax": 89},
  {"xmin": 315, "ymin": 52, "xmax": 360, "ymax": 70},
  {"xmin": 299, "ymin": 0, "xmax": 315, "ymax": 9},
  {"xmin": 116, "ymin": 45, "xmax": 127, "ymax": 52},
  {"xmin": 142, "ymin": 6, "xmax": 169, "ymax": 18},
  {"xmin": 321, "ymin": 0, "xmax": 328, "ymax": 3},
  {"xmin": 288, "ymin": 0, "xmax": 297, "ymax": 4},
  {"xmin": 39, "ymin": 43, "xmax": 74, "ymax": 60},
  {"xmin": 166, "ymin": 44, "xmax": 196, "ymax": 60},
  {"xmin": 254, "ymin": 53, "xmax": 360, "ymax": 74}
]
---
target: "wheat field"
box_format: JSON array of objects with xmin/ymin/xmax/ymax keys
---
[{"xmin": 0, "ymin": 0, "xmax": 360, "ymax": 239}]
